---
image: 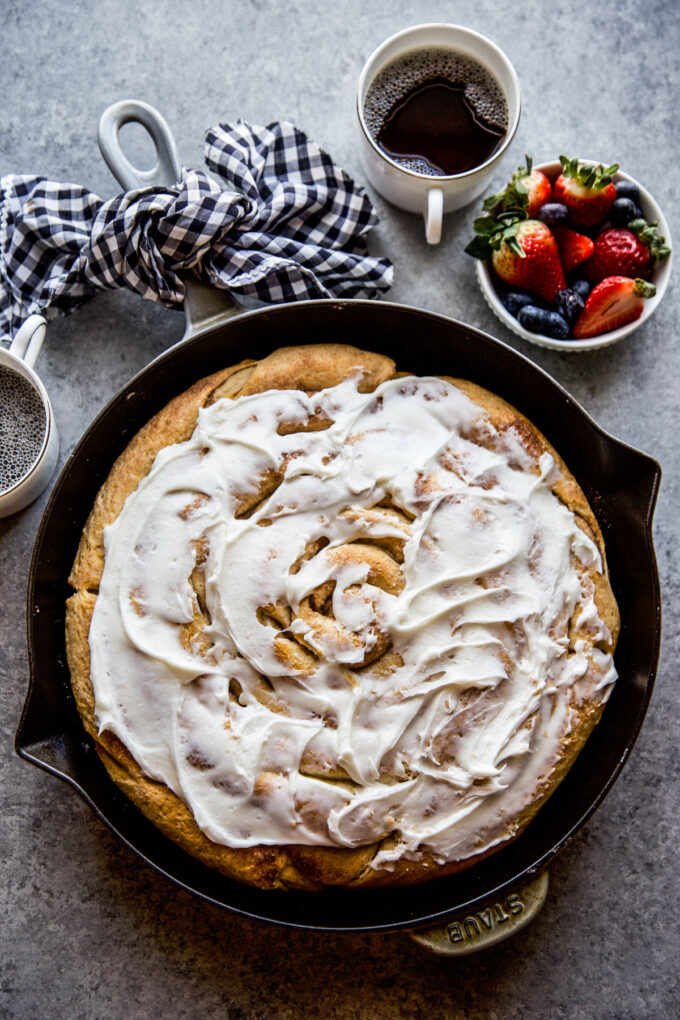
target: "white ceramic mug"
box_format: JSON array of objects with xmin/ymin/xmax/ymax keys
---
[
  {"xmin": 356, "ymin": 24, "xmax": 521, "ymax": 243},
  {"xmin": 0, "ymin": 315, "xmax": 59, "ymax": 518}
]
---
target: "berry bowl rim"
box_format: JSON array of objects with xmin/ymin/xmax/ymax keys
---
[{"xmin": 475, "ymin": 159, "xmax": 673, "ymax": 352}]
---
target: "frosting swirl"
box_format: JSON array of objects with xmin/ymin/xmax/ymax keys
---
[{"xmin": 89, "ymin": 373, "xmax": 616, "ymax": 867}]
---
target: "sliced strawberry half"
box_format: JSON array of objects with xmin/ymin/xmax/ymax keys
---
[
  {"xmin": 554, "ymin": 226, "xmax": 595, "ymax": 273},
  {"xmin": 572, "ymin": 276, "xmax": 656, "ymax": 339}
]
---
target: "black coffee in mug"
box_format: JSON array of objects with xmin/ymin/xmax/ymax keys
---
[
  {"xmin": 0, "ymin": 366, "xmax": 47, "ymax": 493},
  {"xmin": 363, "ymin": 48, "xmax": 509, "ymax": 176}
]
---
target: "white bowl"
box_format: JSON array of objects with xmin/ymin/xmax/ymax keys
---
[{"xmin": 476, "ymin": 160, "xmax": 673, "ymax": 351}]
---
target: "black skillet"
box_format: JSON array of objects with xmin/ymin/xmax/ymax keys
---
[{"xmin": 16, "ymin": 102, "xmax": 661, "ymax": 940}]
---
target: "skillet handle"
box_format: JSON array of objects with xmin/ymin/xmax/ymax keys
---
[
  {"xmin": 409, "ymin": 870, "xmax": 550, "ymax": 955},
  {"xmin": 98, "ymin": 99, "xmax": 182, "ymax": 191},
  {"xmin": 97, "ymin": 99, "xmax": 235, "ymax": 336}
]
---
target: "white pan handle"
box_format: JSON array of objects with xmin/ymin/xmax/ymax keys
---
[
  {"xmin": 97, "ymin": 100, "xmax": 235, "ymax": 335},
  {"xmin": 98, "ymin": 99, "xmax": 182, "ymax": 190}
]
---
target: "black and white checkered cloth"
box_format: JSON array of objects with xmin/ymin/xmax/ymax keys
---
[{"xmin": 0, "ymin": 121, "xmax": 393, "ymax": 342}]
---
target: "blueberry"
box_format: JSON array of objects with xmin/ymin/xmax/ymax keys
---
[
  {"xmin": 614, "ymin": 180, "xmax": 641, "ymax": 204},
  {"xmin": 555, "ymin": 288, "xmax": 585, "ymax": 324},
  {"xmin": 499, "ymin": 289, "xmax": 536, "ymax": 318},
  {"xmin": 570, "ymin": 278, "xmax": 592, "ymax": 300},
  {"xmin": 537, "ymin": 202, "xmax": 569, "ymax": 227},
  {"xmin": 609, "ymin": 197, "xmax": 644, "ymax": 227},
  {"xmin": 518, "ymin": 306, "xmax": 570, "ymax": 339}
]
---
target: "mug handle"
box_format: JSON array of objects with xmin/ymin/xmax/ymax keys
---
[
  {"xmin": 10, "ymin": 314, "xmax": 47, "ymax": 369},
  {"xmin": 425, "ymin": 188, "xmax": 443, "ymax": 244}
]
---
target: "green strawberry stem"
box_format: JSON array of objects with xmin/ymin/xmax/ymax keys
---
[
  {"xmin": 558, "ymin": 156, "xmax": 619, "ymax": 189},
  {"xmin": 628, "ymin": 219, "xmax": 672, "ymax": 265},
  {"xmin": 465, "ymin": 211, "xmax": 526, "ymax": 260},
  {"xmin": 482, "ymin": 154, "xmax": 535, "ymax": 215},
  {"xmin": 633, "ymin": 278, "xmax": 656, "ymax": 298}
]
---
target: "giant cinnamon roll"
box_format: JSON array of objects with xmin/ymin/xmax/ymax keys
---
[{"xmin": 66, "ymin": 344, "xmax": 619, "ymax": 889}]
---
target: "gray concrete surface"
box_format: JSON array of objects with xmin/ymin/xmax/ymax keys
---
[{"xmin": 1, "ymin": 1, "xmax": 678, "ymax": 1017}]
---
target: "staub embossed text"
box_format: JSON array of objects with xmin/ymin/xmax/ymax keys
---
[{"xmin": 447, "ymin": 894, "xmax": 524, "ymax": 944}]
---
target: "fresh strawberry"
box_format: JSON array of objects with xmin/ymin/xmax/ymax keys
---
[
  {"xmin": 482, "ymin": 155, "xmax": 552, "ymax": 219},
  {"xmin": 514, "ymin": 158, "xmax": 552, "ymax": 217},
  {"xmin": 492, "ymin": 221, "xmax": 565, "ymax": 301},
  {"xmin": 572, "ymin": 276, "xmax": 656, "ymax": 339},
  {"xmin": 554, "ymin": 226, "xmax": 594, "ymax": 273},
  {"xmin": 586, "ymin": 220, "xmax": 671, "ymax": 283},
  {"xmin": 553, "ymin": 157, "xmax": 618, "ymax": 228},
  {"xmin": 466, "ymin": 213, "xmax": 565, "ymax": 302}
]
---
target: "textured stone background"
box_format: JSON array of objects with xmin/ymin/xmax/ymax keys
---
[{"xmin": 1, "ymin": 1, "xmax": 678, "ymax": 1017}]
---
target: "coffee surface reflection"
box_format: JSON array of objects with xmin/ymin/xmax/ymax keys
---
[{"xmin": 364, "ymin": 48, "xmax": 508, "ymax": 177}]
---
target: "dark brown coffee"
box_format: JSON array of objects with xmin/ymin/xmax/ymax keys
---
[{"xmin": 363, "ymin": 48, "xmax": 508, "ymax": 177}]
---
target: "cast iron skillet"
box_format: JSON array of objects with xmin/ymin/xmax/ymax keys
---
[
  {"xmin": 16, "ymin": 100, "xmax": 661, "ymax": 934},
  {"xmin": 16, "ymin": 295, "xmax": 661, "ymax": 933}
]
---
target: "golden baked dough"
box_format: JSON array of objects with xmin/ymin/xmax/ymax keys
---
[{"xmin": 66, "ymin": 344, "xmax": 619, "ymax": 890}]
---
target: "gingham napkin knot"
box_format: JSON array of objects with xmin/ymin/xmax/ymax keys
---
[{"xmin": 0, "ymin": 121, "xmax": 393, "ymax": 342}]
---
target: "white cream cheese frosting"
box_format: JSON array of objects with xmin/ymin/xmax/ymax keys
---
[{"xmin": 89, "ymin": 372, "xmax": 617, "ymax": 868}]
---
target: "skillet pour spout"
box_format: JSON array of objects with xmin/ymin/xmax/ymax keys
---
[{"xmin": 16, "ymin": 296, "xmax": 661, "ymax": 938}]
